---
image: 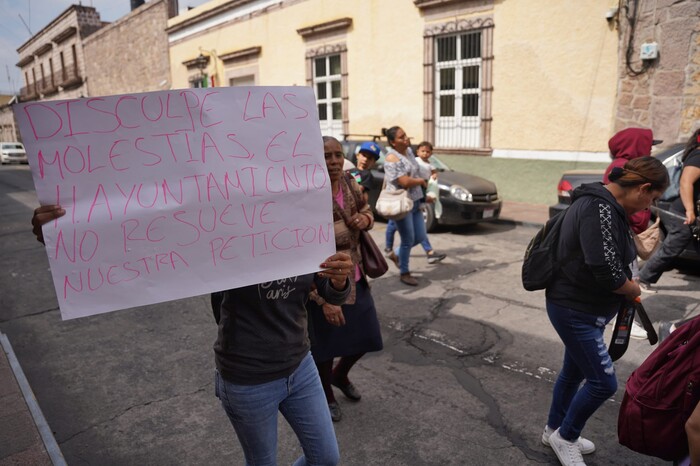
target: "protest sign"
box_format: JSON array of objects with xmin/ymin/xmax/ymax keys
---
[{"xmin": 15, "ymin": 86, "xmax": 335, "ymax": 320}]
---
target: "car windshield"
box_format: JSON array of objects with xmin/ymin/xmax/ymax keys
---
[
  {"xmin": 652, "ymin": 143, "xmax": 685, "ymax": 162},
  {"xmin": 2, "ymin": 144, "xmax": 23, "ymax": 150}
]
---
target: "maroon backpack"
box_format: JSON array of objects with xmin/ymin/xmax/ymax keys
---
[{"xmin": 618, "ymin": 316, "xmax": 700, "ymax": 461}]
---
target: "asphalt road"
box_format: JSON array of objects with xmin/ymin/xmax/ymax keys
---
[{"xmin": 2, "ymin": 164, "xmax": 698, "ymax": 465}]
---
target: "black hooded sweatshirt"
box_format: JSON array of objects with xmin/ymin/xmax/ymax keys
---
[{"xmin": 546, "ymin": 182, "xmax": 636, "ymax": 316}]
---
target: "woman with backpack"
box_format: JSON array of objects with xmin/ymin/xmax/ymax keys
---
[
  {"xmin": 638, "ymin": 128, "xmax": 700, "ymax": 292},
  {"xmin": 542, "ymin": 157, "xmax": 669, "ymax": 466}
]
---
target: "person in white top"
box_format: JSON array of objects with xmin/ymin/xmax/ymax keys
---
[{"xmin": 385, "ymin": 140, "xmax": 447, "ymax": 266}]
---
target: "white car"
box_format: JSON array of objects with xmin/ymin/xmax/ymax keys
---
[{"xmin": 0, "ymin": 142, "xmax": 28, "ymax": 164}]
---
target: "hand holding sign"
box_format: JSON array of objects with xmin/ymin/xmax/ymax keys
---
[{"xmin": 17, "ymin": 87, "xmax": 335, "ymax": 320}]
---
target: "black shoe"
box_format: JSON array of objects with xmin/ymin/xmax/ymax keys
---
[
  {"xmin": 427, "ymin": 252, "xmax": 446, "ymax": 264},
  {"xmin": 384, "ymin": 247, "xmax": 393, "ymax": 254},
  {"xmin": 332, "ymin": 376, "xmax": 362, "ymax": 401},
  {"xmin": 328, "ymin": 402, "xmax": 342, "ymax": 422},
  {"xmin": 388, "ymin": 252, "xmax": 400, "ymax": 269}
]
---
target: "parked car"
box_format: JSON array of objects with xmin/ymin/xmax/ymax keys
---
[
  {"xmin": 341, "ymin": 138, "xmax": 502, "ymax": 231},
  {"xmin": 0, "ymin": 142, "xmax": 28, "ymax": 165},
  {"xmin": 549, "ymin": 143, "xmax": 699, "ymax": 264}
]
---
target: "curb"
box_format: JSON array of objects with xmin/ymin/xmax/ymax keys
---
[{"xmin": 0, "ymin": 333, "xmax": 66, "ymax": 466}]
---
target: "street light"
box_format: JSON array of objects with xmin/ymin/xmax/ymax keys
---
[
  {"xmin": 192, "ymin": 53, "xmax": 209, "ymax": 87},
  {"xmin": 198, "ymin": 48, "xmax": 221, "ymax": 87}
]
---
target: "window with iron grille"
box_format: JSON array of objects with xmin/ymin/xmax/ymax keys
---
[
  {"xmin": 313, "ymin": 54, "xmax": 343, "ymax": 136},
  {"xmin": 434, "ymin": 31, "xmax": 482, "ymax": 148}
]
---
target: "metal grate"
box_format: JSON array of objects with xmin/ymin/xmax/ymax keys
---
[{"xmin": 435, "ymin": 31, "xmax": 482, "ymax": 149}]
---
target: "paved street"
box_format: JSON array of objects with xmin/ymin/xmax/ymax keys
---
[{"xmin": 1, "ymin": 164, "xmax": 698, "ymax": 465}]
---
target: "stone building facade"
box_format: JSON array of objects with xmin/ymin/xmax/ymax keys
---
[
  {"xmin": 168, "ymin": 0, "xmax": 619, "ymax": 160},
  {"xmin": 16, "ymin": 5, "xmax": 103, "ymax": 102},
  {"xmin": 84, "ymin": 0, "xmax": 177, "ymax": 96},
  {"xmin": 614, "ymin": 0, "xmax": 700, "ymax": 144},
  {"xmin": 0, "ymin": 96, "xmax": 18, "ymax": 142}
]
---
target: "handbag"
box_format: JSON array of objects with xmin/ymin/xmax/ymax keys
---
[
  {"xmin": 359, "ymin": 230, "xmax": 388, "ymax": 278},
  {"xmin": 633, "ymin": 216, "xmax": 662, "ymax": 260},
  {"xmin": 336, "ymin": 174, "xmax": 388, "ymax": 278},
  {"xmin": 375, "ymin": 178, "xmax": 414, "ymax": 220}
]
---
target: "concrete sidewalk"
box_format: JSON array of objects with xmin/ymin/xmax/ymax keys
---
[
  {"xmin": 0, "ymin": 200, "xmax": 546, "ymax": 465},
  {"xmin": 498, "ymin": 200, "xmax": 549, "ymax": 227}
]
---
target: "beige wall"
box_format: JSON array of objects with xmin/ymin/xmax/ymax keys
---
[
  {"xmin": 168, "ymin": 0, "xmax": 620, "ymax": 158},
  {"xmin": 491, "ymin": 1, "xmax": 619, "ymax": 154}
]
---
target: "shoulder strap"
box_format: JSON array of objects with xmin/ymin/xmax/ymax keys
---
[{"xmin": 333, "ymin": 175, "xmax": 362, "ymax": 227}]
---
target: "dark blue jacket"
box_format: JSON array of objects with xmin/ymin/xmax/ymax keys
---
[{"xmin": 546, "ymin": 182, "xmax": 636, "ymax": 316}]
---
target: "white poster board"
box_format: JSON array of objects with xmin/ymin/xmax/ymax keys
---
[{"xmin": 15, "ymin": 87, "xmax": 335, "ymax": 320}]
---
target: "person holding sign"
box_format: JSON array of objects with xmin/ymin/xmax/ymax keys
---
[
  {"xmin": 308, "ymin": 136, "xmax": 383, "ymax": 422},
  {"xmin": 32, "ymin": 205, "xmax": 353, "ymax": 466}
]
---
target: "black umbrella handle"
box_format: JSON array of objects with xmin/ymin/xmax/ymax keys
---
[
  {"xmin": 634, "ymin": 299, "xmax": 658, "ymax": 345},
  {"xmin": 609, "ymin": 303, "xmax": 635, "ymax": 362}
]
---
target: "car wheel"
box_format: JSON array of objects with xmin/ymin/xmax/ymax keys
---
[{"xmin": 421, "ymin": 203, "xmax": 437, "ymax": 232}]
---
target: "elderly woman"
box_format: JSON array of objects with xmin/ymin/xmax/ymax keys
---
[
  {"xmin": 542, "ymin": 156, "xmax": 669, "ymax": 466},
  {"xmin": 308, "ymin": 136, "xmax": 383, "ymax": 422},
  {"xmin": 382, "ymin": 126, "xmax": 430, "ymax": 286}
]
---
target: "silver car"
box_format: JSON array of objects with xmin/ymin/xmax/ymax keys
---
[{"xmin": 0, "ymin": 142, "xmax": 28, "ymax": 164}]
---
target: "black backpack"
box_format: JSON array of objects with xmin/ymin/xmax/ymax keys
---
[{"xmin": 521, "ymin": 207, "xmax": 570, "ymax": 291}]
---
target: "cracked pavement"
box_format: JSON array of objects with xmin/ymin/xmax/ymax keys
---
[{"xmin": 2, "ymin": 166, "xmax": 697, "ymax": 464}]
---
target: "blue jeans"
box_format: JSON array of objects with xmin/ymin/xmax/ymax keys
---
[
  {"xmin": 546, "ymin": 301, "xmax": 618, "ymax": 441},
  {"xmin": 392, "ymin": 202, "xmax": 428, "ymax": 274},
  {"xmin": 386, "ymin": 216, "xmax": 432, "ymax": 253},
  {"xmin": 215, "ymin": 352, "xmax": 339, "ymax": 466},
  {"xmin": 639, "ymin": 209, "xmax": 695, "ymax": 284}
]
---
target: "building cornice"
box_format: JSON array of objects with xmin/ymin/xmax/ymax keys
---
[
  {"xmin": 297, "ymin": 17, "xmax": 352, "ymax": 39},
  {"xmin": 415, "ymin": 0, "xmax": 493, "ymax": 10},
  {"xmin": 17, "ymin": 5, "xmax": 96, "ymax": 53},
  {"xmin": 166, "ymin": 0, "xmax": 257, "ymax": 34},
  {"xmin": 219, "ymin": 46, "xmax": 262, "ymax": 63},
  {"xmin": 52, "ymin": 26, "xmax": 78, "ymax": 44},
  {"xmin": 16, "ymin": 55, "xmax": 35, "ymax": 67},
  {"xmin": 35, "ymin": 43, "xmax": 53, "ymax": 56}
]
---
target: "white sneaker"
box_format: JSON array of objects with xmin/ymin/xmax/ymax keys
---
[
  {"xmin": 542, "ymin": 425, "xmax": 595, "ymax": 455},
  {"xmin": 630, "ymin": 321, "xmax": 648, "ymax": 340},
  {"xmin": 547, "ymin": 428, "xmax": 587, "ymax": 465}
]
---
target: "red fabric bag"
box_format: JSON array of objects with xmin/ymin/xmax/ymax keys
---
[{"xmin": 618, "ymin": 316, "xmax": 700, "ymax": 461}]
